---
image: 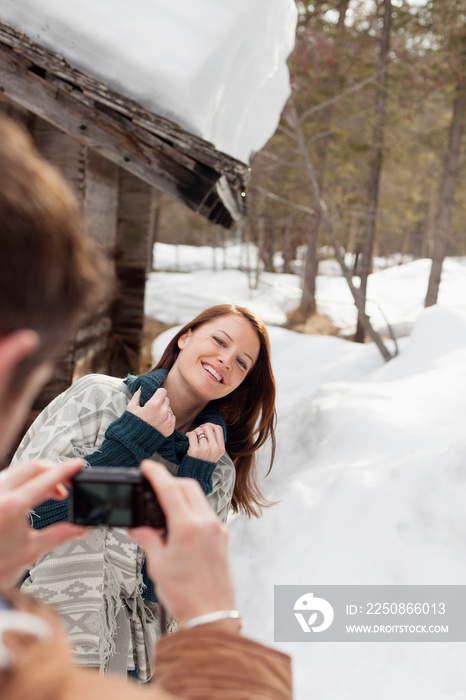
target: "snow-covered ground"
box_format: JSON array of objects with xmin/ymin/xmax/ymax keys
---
[
  {"xmin": 0, "ymin": 0, "xmax": 297, "ymax": 162},
  {"xmin": 149, "ymin": 244, "xmax": 466, "ymax": 700},
  {"xmin": 148, "ymin": 242, "xmax": 466, "ymax": 336}
]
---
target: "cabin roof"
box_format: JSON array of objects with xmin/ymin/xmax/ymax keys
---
[{"xmin": 0, "ymin": 21, "xmax": 250, "ymax": 228}]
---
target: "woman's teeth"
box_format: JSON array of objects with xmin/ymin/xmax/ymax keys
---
[{"xmin": 203, "ymin": 364, "xmax": 222, "ymax": 382}]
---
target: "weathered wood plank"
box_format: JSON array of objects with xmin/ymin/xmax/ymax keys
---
[
  {"xmin": 109, "ymin": 265, "xmax": 147, "ymax": 377},
  {"xmin": 108, "ymin": 169, "xmax": 153, "ymax": 377},
  {"xmin": 84, "ymin": 148, "xmax": 119, "ymax": 249},
  {"xmin": 34, "ymin": 342, "xmax": 75, "ymax": 411},
  {"xmin": 32, "ymin": 116, "xmax": 86, "ymax": 200},
  {"xmin": 116, "ymin": 169, "xmax": 154, "ymax": 268},
  {"xmin": 72, "ymin": 313, "xmax": 113, "ymax": 381}
]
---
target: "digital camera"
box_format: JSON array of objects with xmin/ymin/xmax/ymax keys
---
[{"xmin": 70, "ymin": 467, "xmax": 166, "ymax": 529}]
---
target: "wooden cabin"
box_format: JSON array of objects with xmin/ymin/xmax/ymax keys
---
[{"xmin": 0, "ymin": 21, "xmax": 250, "ymax": 418}]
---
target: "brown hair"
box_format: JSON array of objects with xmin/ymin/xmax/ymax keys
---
[
  {"xmin": 0, "ymin": 114, "xmax": 113, "ymax": 394},
  {"xmin": 153, "ymin": 304, "xmax": 277, "ymax": 517}
]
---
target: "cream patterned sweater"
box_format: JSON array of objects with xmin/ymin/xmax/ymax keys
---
[{"xmin": 11, "ymin": 373, "xmax": 235, "ymax": 681}]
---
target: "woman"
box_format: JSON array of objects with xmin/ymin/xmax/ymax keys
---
[{"xmin": 11, "ymin": 304, "xmax": 276, "ymax": 681}]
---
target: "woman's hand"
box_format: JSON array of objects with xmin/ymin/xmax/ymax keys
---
[
  {"xmin": 186, "ymin": 423, "xmax": 225, "ymax": 463},
  {"xmin": 126, "ymin": 387, "xmax": 176, "ymax": 437}
]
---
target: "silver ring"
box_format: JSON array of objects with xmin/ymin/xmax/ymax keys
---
[
  {"xmin": 168, "ymin": 408, "xmax": 174, "ymax": 416},
  {"xmin": 196, "ymin": 431, "xmax": 207, "ymax": 441}
]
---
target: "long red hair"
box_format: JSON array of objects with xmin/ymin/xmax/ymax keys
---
[{"xmin": 152, "ymin": 304, "xmax": 276, "ymax": 517}]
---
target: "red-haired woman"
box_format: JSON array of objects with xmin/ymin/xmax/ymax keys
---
[{"xmin": 12, "ymin": 304, "xmax": 276, "ymax": 681}]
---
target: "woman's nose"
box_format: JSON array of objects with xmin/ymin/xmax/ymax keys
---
[{"xmin": 219, "ymin": 351, "xmax": 233, "ymax": 370}]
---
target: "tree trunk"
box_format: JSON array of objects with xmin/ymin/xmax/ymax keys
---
[
  {"xmin": 300, "ymin": 210, "xmax": 320, "ymax": 316},
  {"xmin": 261, "ymin": 219, "xmax": 276, "ymax": 272},
  {"xmin": 289, "ymin": 105, "xmax": 394, "ymax": 362},
  {"xmin": 297, "ymin": 0, "xmax": 350, "ymax": 318},
  {"xmin": 400, "ymin": 225, "xmax": 412, "ymax": 263},
  {"xmin": 355, "ymin": 0, "xmax": 392, "ymax": 342},
  {"xmin": 292, "ymin": 108, "xmax": 319, "ymax": 316},
  {"xmin": 281, "ymin": 216, "xmax": 294, "ymax": 274},
  {"xmin": 425, "ymin": 74, "xmax": 466, "ymax": 307}
]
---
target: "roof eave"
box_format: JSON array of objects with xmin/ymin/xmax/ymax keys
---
[{"xmin": 0, "ymin": 21, "xmax": 250, "ymax": 228}]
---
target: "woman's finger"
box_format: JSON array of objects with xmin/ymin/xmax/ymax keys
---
[
  {"xmin": 186, "ymin": 430, "xmax": 198, "ymax": 448},
  {"xmin": 186, "ymin": 430, "xmax": 202, "ymax": 459},
  {"xmin": 205, "ymin": 423, "xmax": 222, "ymax": 448},
  {"xmin": 146, "ymin": 387, "xmax": 167, "ymax": 409},
  {"xmin": 199, "ymin": 423, "xmax": 224, "ymax": 455},
  {"xmin": 126, "ymin": 387, "xmax": 142, "ymax": 411}
]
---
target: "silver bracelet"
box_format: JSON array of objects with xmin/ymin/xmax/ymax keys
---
[{"xmin": 182, "ymin": 609, "xmax": 241, "ymax": 629}]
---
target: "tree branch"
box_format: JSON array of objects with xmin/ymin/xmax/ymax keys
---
[
  {"xmin": 298, "ymin": 70, "xmax": 381, "ymax": 124},
  {"xmin": 251, "ymin": 184, "xmax": 315, "ymax": 215}
]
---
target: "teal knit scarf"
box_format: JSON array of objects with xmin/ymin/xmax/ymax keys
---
[{"xmin": 124, "ymin": 368, "xmax": 227, "ymax": 465}]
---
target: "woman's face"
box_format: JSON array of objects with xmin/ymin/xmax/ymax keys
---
[{"xmin": 175, "ymin": 314, "xmax": 261, "ymax": 403}]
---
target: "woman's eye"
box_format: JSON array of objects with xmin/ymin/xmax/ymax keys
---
[
  {"xmin": 213, "ymin": 336, "xmax": 225, "ymax": 346},
  {"xmin": 238, "ymin": 359, "xmax": 247, "ymax": 370}
]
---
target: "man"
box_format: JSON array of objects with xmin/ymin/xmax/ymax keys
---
[
  {"xmin": 0, "ymin": 111, "xmax": 111, "ymax": 585},
  {"xmin": 0, "ymin": 114, "xmax": 292, "ymax": 699}
]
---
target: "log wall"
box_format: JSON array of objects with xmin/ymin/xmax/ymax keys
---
[{"xmin": 0, "ymin": 101, "xmax": 153, "ymax": 423}]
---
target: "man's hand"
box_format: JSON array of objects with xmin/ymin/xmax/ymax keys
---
[
  {"xmin": 0, "ymin": 459, "xmax": 87, "ymax": 587},
  {"xmin": 126, "ymin": 387, "xmax": 176, "ymax": 437},
  {"xmin": 129, "ymin": 460, "xmax": 236, "ymax": 627}
]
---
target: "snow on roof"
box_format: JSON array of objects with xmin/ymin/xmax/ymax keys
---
[{"xmin": 0, "ymin": 0, "xmax": 297, "ymax": 163}]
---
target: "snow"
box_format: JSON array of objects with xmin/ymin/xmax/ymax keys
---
[
  {"xmin": 148, "ymin": 245, "xmax": 466, "ymax": 700},
  {"xmin": 148, "ymin": 242, "xmax": 466, "ymax": 334},
  {"xmin": 0, "ymin": 0, "xmax": 297, "ymax": 162}
]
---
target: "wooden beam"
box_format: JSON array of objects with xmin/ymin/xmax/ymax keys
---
[
  {"xmin": 108, "ymin": 169, "xmax": 154, "ymax": 377},
  {"xmin": 83, "ymin": 148, "xmax": 120, "ymax": 249}
]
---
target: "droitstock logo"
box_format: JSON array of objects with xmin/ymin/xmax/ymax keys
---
[
  {"xmin": 275, "ymin": 585, "xmax": 466, "ymax": 642},
  {"xmin": 294, "ymin": 592, "xmax": 334, "ymax": 633}
]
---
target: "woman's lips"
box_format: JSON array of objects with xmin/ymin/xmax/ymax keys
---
[{"xmin": 202, "ymin": 362, "xmax": 224, "ymax": 383}]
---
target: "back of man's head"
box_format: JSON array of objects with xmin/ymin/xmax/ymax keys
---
[{"xmin": 0, "ymin": 113, "xmax": 113, "ymax": 392}]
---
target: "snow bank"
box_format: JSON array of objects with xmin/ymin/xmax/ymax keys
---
[
  {"xmin": 229, "ymin": 306, "xmax": 466, "ymax": 700},
  {"xmin": 145, "ymin": 268, "xmax": 301, "ymax": 327},
  {"xmin": 151, "ymin": 299, "xmax": 466, "ymax": 699}
]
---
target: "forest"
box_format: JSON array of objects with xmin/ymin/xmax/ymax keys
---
[{"xmin": 153, "ymin": 0, "xmax": 466, "ymax": 355}]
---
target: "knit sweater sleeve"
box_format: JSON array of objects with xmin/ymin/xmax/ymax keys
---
[
  {"xmin": 85, "ymin": 411, "xmax": 173, "ymax": 467},
  {"xmin": 84, "ymin": 410, "xmax": 220, "ymax": 499}
]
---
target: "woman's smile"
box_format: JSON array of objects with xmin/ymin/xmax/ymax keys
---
[
  {"xmin": 173, "ymin": 314, "xmax": 261, "ymax": 404},
  {"xmin": 202, "ymin": 362, "xmax": 225, "ymax": 383}
]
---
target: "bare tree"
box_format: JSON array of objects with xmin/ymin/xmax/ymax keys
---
[
  {"xmin": 288, "ymin": 102, "xmax": 394, "ymax": 362},
  {"xmin": 295, "ymin": 0, "xmax": 350, "ymax": 317},
  {"xmin": 355, "ymin": 0, "xmax": 392, "ymax": 342},
  {"xmin": 425, "ymin": 35, "xmax": 466, "ymax": 306}
]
